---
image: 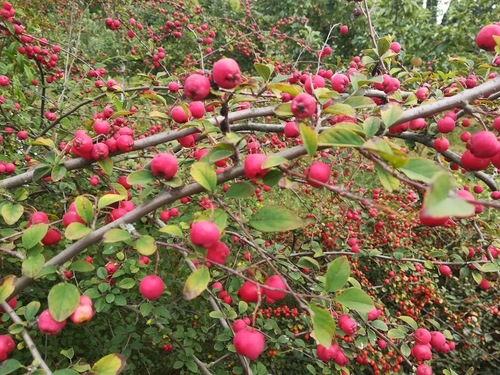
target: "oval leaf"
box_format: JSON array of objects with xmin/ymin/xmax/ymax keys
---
[
  {"xmin": 22, "ymin": 223, "xmax": 49, "ymax": 249},
  {"xmin": 126, "ymin": 170, "xmax": 155, "ymax": 186},
  {"xmin": 225, "ymin": 182, "xmax": 256, "ymax": 198},
  {"xmin": 325, "ymin": 256, "xmax": 350, "ymax": 293},
  {"xmin": 65, "ymin": 222, "xmax": 92, "ymax": 240},
  {"xmin": 0, "ymin": 275, "xmax": 16, "ymax": 304},
  {"xmin": 381, "ymin": 103, "xmax": 403, "ymax": 128},
  {"xmin": 191, "ymin": 162, "xmax": 216, "ymax": 193},
  {"xmin": 309, "ymin": 303, "xmax": 335, "ymax": 348},
  {"xmin": 75, "ymin": 196, "xmax": 93, "ymax": 224},
  {"xmin": 248, "ymin": 206, "xmax": 309, "ymax": 232},
  {"xmin": 300, "ymin": 123, "xmax": 318, "ymax": 157},
  {"xmin": 22, "ymin": 253, "xmax": 45, "ymax": 278},
  {"xmin": 91, "ymin": 353, "xmax": 126, "ymax": 375},
  {"xmin": 318, "ymin": 128, "xmax": 365, "ymax": 147},
  {"xmin": 335, "ymin": 287, "xmax": 374, "ymax": 314},
  {"xmin": 133, "ymin": 235, "xmax": 157, "ymax": 256},
  {"xmin": 183, "ymin": 266, "xmax": 210, "ymax": 300},
  {"xmin": 1, "ymin": 203, "xmax": 24, "ymax": 225},
  {"xmin": 103, "ymin": 229, "xmax": 132, "ymax": 243},
  {"xmin": 48, "ymin": 283, "xmax": 80, "ymax": 322},
  {"xmin": 158, "ymin": 225, "xmax": 183, "ymax": 237},
  {"xmin": 98, "ymin": 194, "xmax": 126, "ymax": 210}
]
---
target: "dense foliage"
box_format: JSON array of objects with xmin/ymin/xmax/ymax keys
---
[{"xmin": 0, "ymin": 1, "xmax": 499, "ymax": 375}]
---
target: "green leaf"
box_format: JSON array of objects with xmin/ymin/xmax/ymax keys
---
[
  {"xmin": 344, "ymin": 96, "xmax": 377, "ymax": 109},
  {"xmin": 126, "ymin": 169, "xmax": 155, "ymax": 185},
  {"xmin": 117, "ymin": 278, "xmax": 135, "ymax": 289},
  {"xmin": 65, "ymin": 222, "xmax": 92, "ymax": 240},
  {"xmin": 423, "ymin": 172, "xmax": 475, "ymax": 218},
  {"xmin": 48, "ymin": 283, "xmax": 80, "ymax": 322},
  {"xmin": 225, "ymin": 182, "xmax": 256, "ymax": 198},
  {"xmin": 325, "ymin": 256, "xmax": 350, "ymax": 293},
  {"xmin": 248, "ymin": 206, "xmax": 309, "ymax": 232},
  {"xmin": 158, "ymin": 225, "xmax": 183, "ymax": 237},
  {"xmin": 399, "ymin": 158, "xmax": 443, "ymax": 183},
  {"xmin": 387, "ymin": 328, "xmax": 407, "ymax": 339},
  {"xmin": 297, "ymin": 256, "xmax": 320, "ymax": 270},
  {"xmin": 103, "ymin": 229, "xmax": 132, "ymax": 243},
  {"xmin": 274, "ymin": 102, "xmax": 292, "ymax": 117},
  {"xmin": 268, "ymin": 83, "xmax": 303, "ymax": 97},
  {"xmin": 0, "ymin": 275, "xmax": 16, "ymax": 304},
  {"xmin": 309, "ymin": 304, "xmax": 335, "ymax": 348},
  {"xmin": 375, "ymin": 163, "xmax": 400, "ymax": 192},
  {"xmin": 69, "ymin": 260, "xmax": 95, "ymax": 273},
  {"xmin": 398, "ymin": 316, "xmax": 418, "ymax": 330},
  {"xmin": 75, "ymin": 196, "xmax": 93, "ymax": 224},
  {"xmin": 377, "ymin": 37, "xmax": 391, "ymax": 56},
  {"xmin": 1, "ymin": 203, "xmax": 24, "ymax": 225},
  {"xmin": 335, "ymin": 287, "xmax": 374, "ymax": 314},
  {"xmin": 191, "ymin": 162, "xmax": 216, "ymax": 193},
  {"xmin": 322, "ymin": 103, "xmax": 356, "ymax": 117},
  {"xmin": 261, "ymin": 156, "xmax": 288, "ymax": 169},
  {"xmin": 91, "ymin": 353, "xmax": 126, "ymax": 375},
  {"xmin": 183, "ymin": 266, "xmax": 210, "ymax": 300},
  {"xmin": 318, "ymin": 128, "xmax": 365, "ymax": 147},
  {"xmin": 381, "ymin": 103, "xmax": 403, "ymax": 128},
  {"xmin": 0, "ymin": 359, "xmax": 22, "ymax": 374},
  {"xmin": 98, "ymin": 194, "xmax": 126, "ymax": 209},
  {"xmin": 254, "ymin": 63, "xmax": 274, "ymax": 81},
  {"xmin": 201, "ymin": 144, "xmax": 234, "ymax": 164},
  {"xmin": 370, "ymin": 320, "xmax": 388, "ymax": 331},
  {"xmin": 133, "ymin": 235, "xmax": 157, "ymax": 256},
  {"xmin": 51, "ymin": 164, "xmax": 67, "ymax": 182},
  {"xmin": 363, "ymin": 117, "xmax": 381, "ymax": 138},
  {"xmin": 98, "ymin": 158, "xmax": 114, "ymax": 176},
  {"xmin": 22, "ymin": 253, "xmax": 45, "ymax": 278},
  {"xmin": 300, "ymin": 123, "xmax": 318, "ymax": 157},
  {"xmin": 32, "ymin": 164, "xmax": 52, "ymax": 182},
  {"xmin": 24, "ymin": 301, "xmax": 41, "ymax": 322},
  {"xmin": 22, "ymin": 223, "xmax": 49, "ymax": 249}
]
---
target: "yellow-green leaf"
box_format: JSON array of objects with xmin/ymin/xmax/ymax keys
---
[
  {"xmin": 48, "ymin": 283, "xmax": 80, "ymax": 322},
  {"xmin": 91, "ymin": 353, "xmax": 126, "ymax": 375},
  {"xmin": 309, "ymin": 304, "xmax": 335, "ymax": 348},
  {"xmin": 126, "ymin": 170, "xmax": 155, "ymax": 185},
  {"xmin": 103, "ymin": 229, "xmax": 132, "ymax": 243},
  {"xmin": 318, "ymin": 128, "xmax": 365, "ymax": 147},
  {"xmin": 300, "ymin": 123, "xmax": 318, "ymax": 157},
  {"xmin": 65, "ymin": 222, "xmax": 92, "ymax": 240},
  {"xmin": 381, "ymin": 103, "xmax": 403, "ymax": 128},
  {"xmin": 335, "ymin": 287, "xmax": 374, "ymax": 314},
  {"xmin": 22, "ymin": 253, "xmax": 45, "ymax": 278},
  {"xmin": 32, "ymin": 137, "xmax": 56, "ymax": 149},
  {"xmin": 183, "ymin": 266, "xmax": 210, "ymax": 300},
  {"xmin": 133, "ymin": 235, "xmax": 157, "ymax": 256},
  {"xmin": 191, "ymin": 162, "xmax": 216, "ymax": 193},
  {"xmin": 158, "ymin": 225, "xmax": 183, "ymax": 237},
  {"xmin": 0, "ymin": 275, "xmax": 16, "ymax": 304},
  {"xmin": 98, "ymin": 194, "xmax": 126, "ymax": 210},
  {"xmin": 75, "ymin": 196, "xmax": 93, "ymax": 224},
  {"xmin": 22, "ymin": 223, "xmax": 48, "ymax": 249},
  {"xmin": 375, "ymin": 164, "xmax": 400, "ymax": 192},
  {"xmin": 1, "ymin": 203, "xmax": 24, "ymax": 225}
]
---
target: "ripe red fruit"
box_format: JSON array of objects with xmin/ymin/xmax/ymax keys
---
[
  {"xmin": 419, "ymin": 208, "xmax": 450, "ymax": 227},
  {"xmin": 139, "ymin": 275, "xmax": 165, "ymax": 300},
  {"xmin": 188, "ymin": 101, "xmax": 205, "ymax": 119},
  {"xmin": 190, "ymin": 221, "xmax": 220, "ymax": 248},
  {"xmin": 41, "ymin": 228, "xmax": 62, "ymax": 246},
  {"xmin": 93, "ymin": 120, "xmax": 110, "ymax": 135},
  {"xmin": 338, "ymin": 314, "xmax": 358, "ymax": 336},
  {"xmin": 433, "ymin": 137, "xmax": 450, "ymax": 153},
  {"xmin": 305, "ymin": 161, "xmax": 331, "ymax": 188},
  {"xmin": 414, "ymin": 328, "xmax": 432, "ymax": 344},
  {"xmin": 304, "ymin": 74, "xmax": 325, "ymax": 94},
  {"xmin": 411, "ymin": 344, "xmax": 433, "ymax": 361},
  {"xmin": 493, "ymin": 116, "xmax": 500, "ymax": 132},
  {"xmin": 237, "ymin": 281, "xmax": 260, "ymax": 303},
  {"xmin": 233, "ymin": 328, "xmax": 265, "ymax": 360},
  {"xmin": 263, "ymin": 274, "xmax": 286, "ymax": 303},
  {"xmin": 437, "ymin": 116, "xmax": 455, "ymax": 133},
  {"xmin": 150, "ymin": 153, "xmax": 178, "ymax": 179},
  {"xmin": 340, "ymin": 25, "xmax": 348, "ymax": 35},
  {"xmin": 0, "ymin": 335, "xmax": 15, "ymax": 361},
  {"xmin": 430, "ymin": 331, "xmax": 446, "ymax": 350},
  {"xmin": 232, "ymin": 319, "xmax": 247, "ymax": 332},
  {"xmin": 116, "ymin": 134, "xmax": 134, "ymax": 152},
  {"xmin": 373, "ymin": 74, "xmax": 400, "ymax": 94},
  {"xmin": 439, "ymin": 265, "xmax": 452, "ymax": 277},
  {"xmin": 73, "ymin": 132, "xmax": 93, "ymax": 155},
  {"xmin": 475, "ymin": 24, "xmax": 500, "ymax": 51},
  {"xmin": 38, "ymin": 309, "xmax": 66, "ymax": 335},
  {"xmin": 331, "ymin": 73, "xmax": 350, "ymax": 93},
  {"xmin": 17, "ymin": 130, "xmax": 28, "ymax": 140},
  {"xmin": 0, "ymin": 297, "xmax": 16, "ymax": 314},
  {"xmin": 69, "ymin": 296, "xmax": 94, "ymax": 324},
  {"xmin": 291, "ymin": 93, "xmax": 316, "ymax": 118},
  {"xmin": 29, "ymin": 211, "xmax": 49, "ymax": 226},
  {"xmin": 62, "ymin": 210, "xmax": 86, "ymax": 227},
  {"xmin": 171, "ymin": 105, "xmax": 190, "ymax": 123},
  {"xmin": 284, "ymin": 121, "xmax": 300, "ymax": 138},
  {"xmin": 205, "ymin": 241, "xmax": 230, "ymax": 264},
  {"xmin": 244, "ymin": 153, "xmax": 269, "ymax": 179},
  {"xmin": 0, "ymin": 75, "xmax": 10, "ymax": 86},
  {"xmin": 91, "ymin": 142, "xmax": 109, "ymax": 160},
  {"xmin": 212, "ymin": 58, "xmax": 241, "ymax": 89},
  {"xmin": 416, "ymin": 364, "xmax": 433, "ymax": 375},
  {"xmin": 184, "ymin": 74, "xmax": 211, "ymax": 101},
  {"xmin": 469, "ymin": 130, "xmax": 499, "ymax": 158},
  {"xmin": 366, "ymin": 307, "xmax": 381, "ymax": 321},
  {"xmin": 390, "ymin": 41, "xmax": 401, "ymax": 53},
  {"xmin": 461, "ymin": 149, "xmax": 490, "ymax": 171}
]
